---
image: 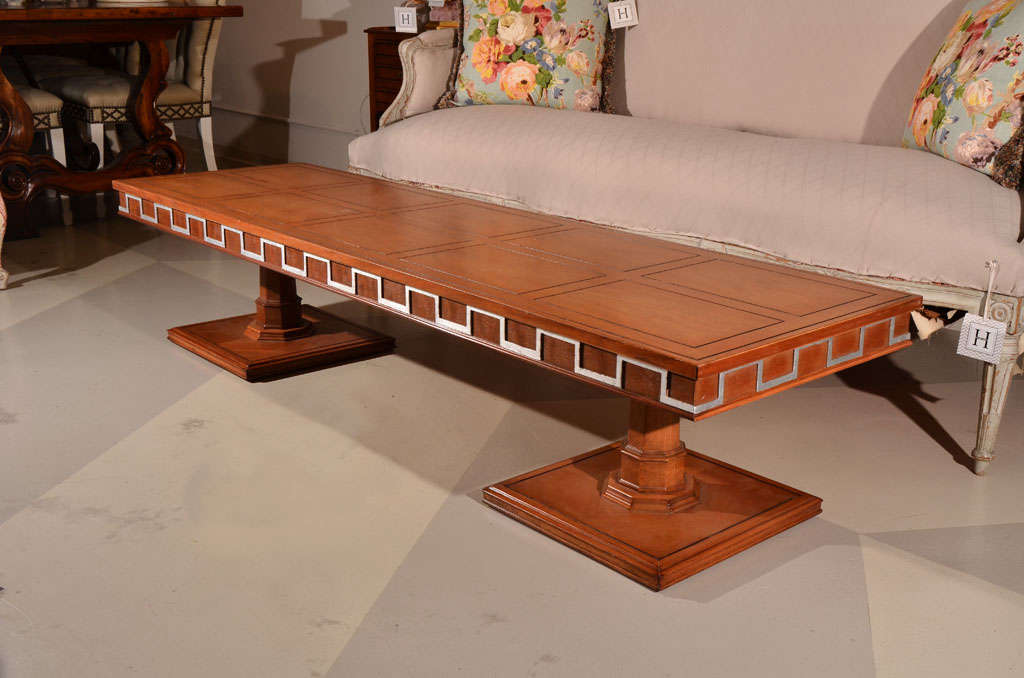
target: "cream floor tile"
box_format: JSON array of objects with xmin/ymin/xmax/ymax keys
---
[
  {"xmin": 0, "ymin": 264, "xmax": 246, "ymax": 523},
  {"xmin": 330, "ymin": 485, "xmax": 874, "ymax": 677},
  {"xmin": 0, "ymin": 230, "xmax": 154, "ymax": 331},
  {"xmin": 860, "ymin": 534, "xmax": 1024, "ymax": 678},
  {"xmin": 0, "ymin": 365, "xmax": 509, "ymax": 678}
]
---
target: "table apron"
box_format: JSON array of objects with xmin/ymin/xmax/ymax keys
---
[{"xmin": 0, "ymin": 20, "xmax": 188, "ymax": 44}]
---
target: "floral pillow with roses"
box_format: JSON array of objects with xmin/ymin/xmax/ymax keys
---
[
  {"xmin": 438, "ymin": 0, "xmax": 612, "ymax": 112},
  {"xmin": 904, "ymin": 0, "xmax": 1024, "ymax": 188}
]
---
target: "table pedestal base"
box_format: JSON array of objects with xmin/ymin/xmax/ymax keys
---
[
  {"xmin": 483, "ymin": 403, "xmax": 821, "ymax": 591},
  {"xmin": 167, "ymin": 267, "xmax": 394, "ymax": 381}
]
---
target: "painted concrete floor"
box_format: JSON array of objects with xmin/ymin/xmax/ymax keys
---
[{"xmin": 1, "ymin": 195, "xmax": 1023, "ymax": 678}]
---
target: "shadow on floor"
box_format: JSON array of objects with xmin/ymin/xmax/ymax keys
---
[
  {"xmin": 867, "ymin": 522, "xmax": 1024, "ymax": 596},
  {"xmin": 319, "ymin": 298, "xmax": 629, "ymax": 443},
  {"xmin": 663, "ymin": 517, "xmax": 862, "ymax": 602},
  {"xmin": 2, "ymin": 210, "xmax": 160, "ymax": 290},
  {"xmin": 836, "ymin": 355, "xmax": 974, "ymax": 471}
]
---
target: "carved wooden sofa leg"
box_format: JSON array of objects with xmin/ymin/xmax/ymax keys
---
[{"xmin": 972, "ymin": 327, "xmax": 1023, "ymax": 475}]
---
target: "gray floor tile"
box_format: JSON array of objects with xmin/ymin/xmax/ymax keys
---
[
  {"xmin": 327, "ymin": 494, "xmax": 874, "ymax": 678},
  {"xmin": 0, "ymin": 263, "xmax": 246, "ymax": 522}
]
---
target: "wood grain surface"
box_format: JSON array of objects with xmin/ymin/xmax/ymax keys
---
[{"xmin": 115, "ymin": 164, "xmax": 921, "ymax": 419}]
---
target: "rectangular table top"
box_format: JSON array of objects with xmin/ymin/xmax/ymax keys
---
[
  {"xmin": 0, "ymin": 2, "xmax": 243, "ymax": 21},
  {"xmin": 115, "ymin": 164, "xmax": 920, "ymax": 419}
]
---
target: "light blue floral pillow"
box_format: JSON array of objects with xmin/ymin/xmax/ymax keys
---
[
  {"xmin": 438, "ymin": 0, "xmax": 612, "ymax": 112},
  {"xmin": 903, "ymin": 0, "xmax": 1024, "ymax": 188}
]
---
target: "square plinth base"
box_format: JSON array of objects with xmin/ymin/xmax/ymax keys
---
[
  {"xmin": 484, "ymin": 443, "xmax": 822, "ymax": 591},
  {"xmin": 167, "ymin": 305, "xmax": 395, "ymax": 382}
]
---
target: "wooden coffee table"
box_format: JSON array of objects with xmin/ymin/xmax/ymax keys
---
[{"xmin": 114, "ymin": 165, "xmax": 921, "ymax": 590}]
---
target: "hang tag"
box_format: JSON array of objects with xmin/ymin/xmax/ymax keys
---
[
  {"xmin": 394, "ymin": 6, "xmax": 419, "ymax": 33},
  {"xmin": 608, "ymin": 0, "xmax": 639, "ymax": 29},
  {"xmin": 957, "ymin": 313, "xmax": 1006, "ymax": 365}
]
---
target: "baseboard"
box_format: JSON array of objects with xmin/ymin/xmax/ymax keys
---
[{"xmin": 175, "ymin": 107, "xmax": 360, "ymax": 170}]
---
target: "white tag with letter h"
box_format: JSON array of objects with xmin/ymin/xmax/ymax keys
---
[
  {"xmin": 608, "ymin": 0, "xmax": 639, "ymax": 28},
  {"xmin": 957, "ymin": 260, "xmax": 1005, "ymax": 365},
  {"xmin": 394, "ymin": 6, "xmax": 418, "ymax": 33},
  {"xmin": 957, "ymin": 314, "xmax": 1005, "ymax": 364}
]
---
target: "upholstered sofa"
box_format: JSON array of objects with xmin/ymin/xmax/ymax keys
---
[{"xmin": 348, "ymin": 1, "xmax": 1024, "ymax": 474}]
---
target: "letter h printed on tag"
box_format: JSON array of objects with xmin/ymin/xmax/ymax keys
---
[{"xmin": 957, "ymin": 313, "xmax": 1006, "ymax": 365}]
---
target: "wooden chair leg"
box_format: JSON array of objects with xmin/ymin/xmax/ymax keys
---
[
  {"xmin": 972, "ymin": 329, "xmax": 1023, "ymax": 475},
  {"xmin": 47, "ymin": 128, "xmax": 73, "ymax": 226},
  {"xmin": 104, "ymin": 125, "xmax": 121, "ymax": 156},
  {"xmin": 198, "ymin": 116, "xmax": 217, "ymax": 171},
  {"xmin": 88, "ymin": 122, "xmax": 105, "ymax": 167},
  {"xmin": 89, "ymin": 122, "xmax": 106, "ymax": 216}
]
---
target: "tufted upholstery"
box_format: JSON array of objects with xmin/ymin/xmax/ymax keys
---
[
  {"xmin": 40, "ymin": 8, "xmax": 224, "ymax": 126},
  {"xmin": 2, "ymin": 56, "xmax": 65, "ymax": 130},
  {"xmin": 40, "ymin": 71, "xmax": 207, "ymax": 122},
  {"xmin": 349, "ymin": 105, "xmax": 1024, "ymax": 296},
  {"xmin": 13, "ymin": 86, "xmax": 63, "ymax": 130}
]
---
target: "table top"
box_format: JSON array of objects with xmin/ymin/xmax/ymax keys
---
[
  {"xmin": 0, "ymin": 1, "xmax": 242, "ymax": 21},
  {"xmin": 114, "ymin": 164, "xmax": 920, "ymax": 417}
]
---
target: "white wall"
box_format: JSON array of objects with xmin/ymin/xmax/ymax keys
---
[{"xmin": 184, "ymin": 0, "xmax": 396, "ymax": 169}]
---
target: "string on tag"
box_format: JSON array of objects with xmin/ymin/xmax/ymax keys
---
[{"xmin": 983, "ymin": 260, "xmax": 999, "ymax": 319}]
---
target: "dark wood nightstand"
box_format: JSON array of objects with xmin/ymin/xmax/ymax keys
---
[{"xmin": 366, "ymin": 26, "xmax": 423, "ymax": 132}]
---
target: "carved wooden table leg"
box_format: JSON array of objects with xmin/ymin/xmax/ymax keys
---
[
  {"xmin": 167, "ymin": 266, "xmax": 394, "ymax": 381},
  {"xmin": 484, "ymin": 400, "xmax": 822, "ymax": 590},
  {"xmin": 0, "ymin": 24, "xmax": 190, "ymax": 239}
]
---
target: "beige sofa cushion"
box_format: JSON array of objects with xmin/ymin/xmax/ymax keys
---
[
  {"xmin": 618, "ymin": 0, "xmax": 963, "ymax": 147},
  {"xmin": 349, "ymin": 105, "xmax": 1024, "ymax": 296}
]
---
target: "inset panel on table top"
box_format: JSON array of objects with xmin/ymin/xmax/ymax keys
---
[
  {"xmin": 215, "ymin": 192, "xmax": 362, "ymax": 225},
  {"xmin": 141, "ymin": 171, "xmax": 267, "ymax": 200},
  {"xmin": 506, "ymin": 227, "xmax": 698, "ymax": 271},
  {"xmin": 227, "ymin": 164, "xmax": 357, "ymax": 189},
  {"xmin": 307, "ymin": 181, "xmax": 452, "ymax": 211},
  {"xmin": 290, "ymin": 214, "xmax": 472, "ymax": 254},
  {"xmin": 403, "ymin": 244, "xmax": 603, "ymax": 294},
  {"xmin": 539, "ymin": 280, "xmax": 779, "ymax": 349},
  {"xmin": 647, "ymin": 260, "xmax": 872, "ymax": 316},
  {"xmin": 396, "ymin": 203, "xmax": 558, "ymax": 237}
]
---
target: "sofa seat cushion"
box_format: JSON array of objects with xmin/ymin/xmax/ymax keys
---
[{"xmin": 349, "ymin": 105, "xmax": 1024, "ymax": 296}]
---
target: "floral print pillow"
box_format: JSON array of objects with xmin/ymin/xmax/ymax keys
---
[
  {"xmin": 904, "ymin": 0, "xmax": 1024, "ymax": 188},
  {"xmin": 438, "ymin": 0, "xmax": 612, "ymax": 112}
]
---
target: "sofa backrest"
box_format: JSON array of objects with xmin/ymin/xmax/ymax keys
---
[{"xmin": 619, "ymin": 0, "xmax": 964, "ymax": 147}]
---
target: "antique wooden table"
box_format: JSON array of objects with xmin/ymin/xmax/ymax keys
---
[
  {"xmin": 114, "ymin": 164, "xmax": 921, "ymax": 590},
  {"xmin": 0, "ymin": 1, "xmax": 242, "ymax": 238}
]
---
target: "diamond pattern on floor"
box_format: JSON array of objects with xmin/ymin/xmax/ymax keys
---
[{"xmin": 0, "ymin": 207, "xmax": 1021, "ymax": 678}]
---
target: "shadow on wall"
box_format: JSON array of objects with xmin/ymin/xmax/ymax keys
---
[
  {"xmin": 861, "ymin": 0, "xmax": 963, "ymax": 146},
  {"xmin": 226, "ymin": 0, "xmax": 347, "ymax": 163}
]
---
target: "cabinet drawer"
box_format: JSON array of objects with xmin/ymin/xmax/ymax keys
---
[
  {"xmin": 375, "ymin": 65, "xmax": 403, "ymax": 83},
  {"xmin": 368, "ymin": 50, "xmax": 399, "ymax": 68}
]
